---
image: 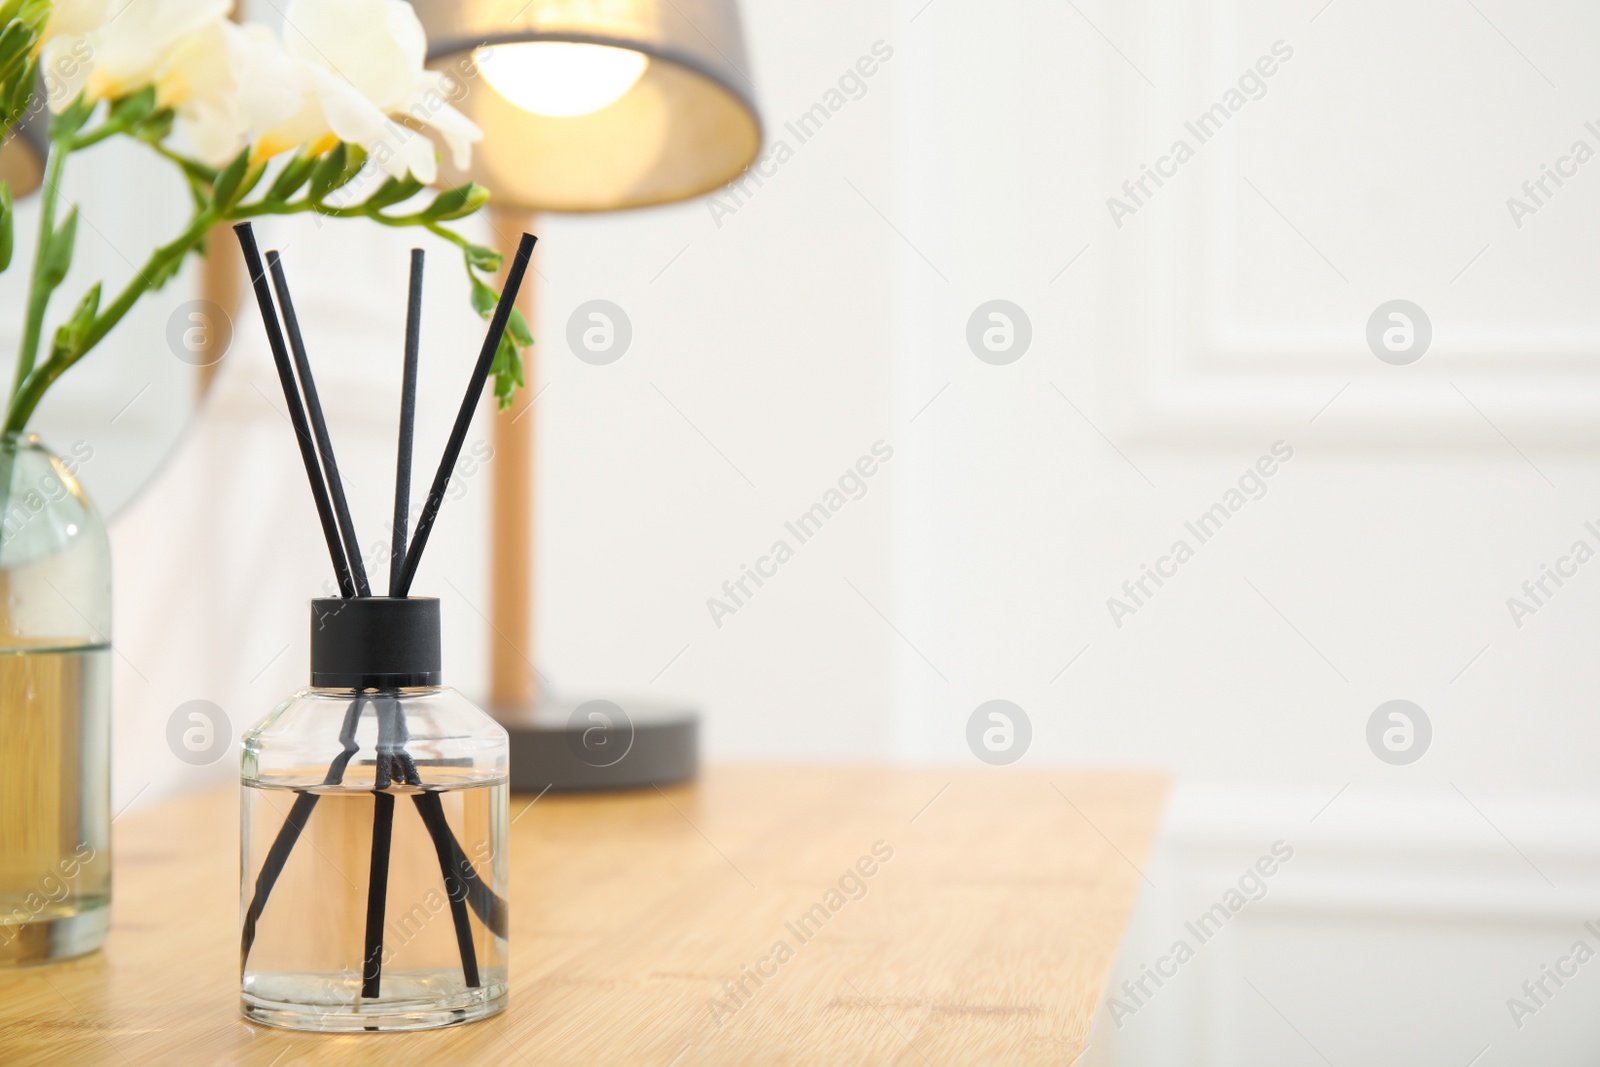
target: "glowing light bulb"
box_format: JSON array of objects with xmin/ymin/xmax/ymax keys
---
[{"xmin": 475, "ymin": 42, "xmax": 649, "ymax": 118}]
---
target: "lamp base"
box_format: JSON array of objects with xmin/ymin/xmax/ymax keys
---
[{"xmin": 492, "ymin": 699, "xmax": 698, "ymax": 793}]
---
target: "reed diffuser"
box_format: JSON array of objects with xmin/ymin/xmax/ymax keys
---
[{"xmin": 233, "ymin": 222, "xmax": 534, "ymax": 1032}]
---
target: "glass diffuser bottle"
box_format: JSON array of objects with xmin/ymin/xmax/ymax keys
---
[
  {"xmin": 241, "ymin": 597, "xmax": 509, "ymax": 1031},
  {"xmin": 229, "ymin": 222, "xmax": 535, "ymax": 1033}
]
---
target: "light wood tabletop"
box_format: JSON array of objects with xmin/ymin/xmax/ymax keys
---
[{"xmin": 0, "ymin": 765, "xmax": 1166, "ymax": 1066}]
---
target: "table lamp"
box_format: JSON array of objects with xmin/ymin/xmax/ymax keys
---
[{"xmin": 410, "ymin": 0, "xmax": 762, "ymax": 790}]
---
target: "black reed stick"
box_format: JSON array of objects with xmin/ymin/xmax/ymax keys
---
[
  {"xmin": 390, "ymin": 250, "xmax": 424, "ymax": 597},
  {"xmin": 394, "ymin": 232, "xmax": 536, "ymax": 597},
  {"xmin": 385, "ymin": 700, "xmax": 489, "ymax": 985},
  {"xmin": 362, "ymin": 699, "xmax": 404, "ymax": 998},
  {"xmin": 386, "ymin": 716, "xmax": 507, "ymax": 939},
  {"xmin": 361, "ymin": 792, "xmax": 396, "ymax": 998},
  {"xmin": 416, "ymin": 789, "xmax": 507, "ymax": 936},
  {"xmin": 267, "ymin": 250, "xmax": 371, "ymax": 597},
  {"xmin": 240, "ymin": 792, "xmax": 315, "ymax": 974},
  {"xmin": 390, "ymin": 706, "xmax": 481, "ymax": 988},
  {"xmin": 234, "ymin": 223, "xmax": 356, "ymax": 598},
  {"xmin": 240, "ymin": 696, "xmax": 364, "ymax": 973},
  {"xmin": 414, "ymin": 791, "xmax": 480, "ymax": 987}
]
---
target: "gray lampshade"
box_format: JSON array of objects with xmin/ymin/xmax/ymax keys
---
[{"xmin": 412, "ymin": 0, "xmax": 762, "ymax": 213}]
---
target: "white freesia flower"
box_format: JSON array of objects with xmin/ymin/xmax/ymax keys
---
[
  {"xmin": 158, "ymin": 20, "xmax": 303, "ymax": 166},
  {"xmin": 40, "ymin": 0, "xmax": 229, "ymax": 113},
  {"xmin": 39, "ymin": 0, "xmax": 479, "ymax": 183},
  {"xmin": 257, "ymin": 0, "xmax": 481, "ymax": 183}
]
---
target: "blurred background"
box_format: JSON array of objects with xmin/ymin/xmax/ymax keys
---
[{"xmin": 14, "ymin": 0, "xmax": 1600, "ymax": 1062}]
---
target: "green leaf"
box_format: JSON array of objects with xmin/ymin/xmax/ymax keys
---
[
  {"xmin": 165, "ymin": 150, "xmax": 217, "ymax": 186},
  {"xmin": 182, "ymin": 170, "xmax": 209, "ymax": 214},
  {"xmin": 468, "ymin": 274, "xmax": 497, "ymax": 319},
  {"xmin": 237, "ymin": 162, "xmax": 267, "ymax": 206},
  {"xmin": 147, "ymin": 254, "xmax": 185, "ymax": 291},
  {"xmin": 210, "ymin": 148, "xmax": 251, "ymax": 211},
  {"xmin": 130, "ymin": 107, "xmax": 175, "ymax": 145},
  {"xmin": 306, "ymin": 144, "xmax": 347, "ymax": 201},
  {"xmin": 463, "ymin": 243, "xmax": 500, "ymax": 273},
  {"xmin": 488, "ymin": 331, "xmax": 524, "ymax": 409},
  {"xmin": 362, "ymin": 174, "xmax": 424, "ymax": 211},
  {"xmin": 421, "ymin": 182, "xmax": 488, "ymax": 222},
  {"xmin": 16, "ymin": 0, "xmax": 48, "ymax": 33},
  {"xmin": 2, "ymin": 51, "xmax": 35, "ymax": 121},
  {"xmin": 108, "ymin": 86, "xmax": 156, "ymax": 127},
  {"xmin": 0, "ymin": 19, "xmax": 33, "ymax": 74},
  {"xmin": 265, "ymin": 151, "xmax": 317, "ymax": 202},
  {"xmin": 144, "ymin": 233, "xmax": 191, "ymax": 291},
  {"xmin": 62, "ymin": 281, "xmax": 98, "ymax": 345},
  {"xmin": 506, "ymin": 307, "xmax": 532, "ymax": 347},
  {"xmin": 0, "ymin": 0, "xmax": 46, "ymax": 63},
  {"xmin": 0, "ymin": 182, "xmax": 12, "ymax": 273},
  {"xmin": 40, "ymin": 207, "xmax": 78, "ymax": 288},
  {"xmin": 0, "ymin": 55, "xmax": 35, "ymax": 131},
  {"xmin": 47, "ymin": 323, "xmax": 70, "ymax": 363},
  {"xmin": 50, "ymin": 94, "xmax": 94, "ymax": 142},
  {"xmin": 307, "ymin": 143, "xmax": 366, "ymax": 202},
  {"xmin": 48, "ymin": 282, "xmax": 101, "ymax": 363}
]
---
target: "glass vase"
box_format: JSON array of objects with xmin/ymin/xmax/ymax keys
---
[{"xmin": 0, "ymin": 432, "xmax": 111, "ymax": 964}]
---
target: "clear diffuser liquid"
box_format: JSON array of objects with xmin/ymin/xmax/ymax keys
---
[
  {"xmin": 240, "ymin": 774, "xmax": 508, "ymax": 1031},
  {"xmin": 0, "ymin": 643, "xmax": 111, "ymax": 963}
]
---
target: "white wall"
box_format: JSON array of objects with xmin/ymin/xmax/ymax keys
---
[{"xmin": 888, "ymin": 0, "xmax": 1600, "ymax": 787}]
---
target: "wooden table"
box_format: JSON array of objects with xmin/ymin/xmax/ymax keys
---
[{"xmin": 0, "ymin": 766, "xmax": 1166, "ymax": 1066}]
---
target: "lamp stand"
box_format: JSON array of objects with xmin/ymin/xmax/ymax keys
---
[
  {"xmin": 486, "ymin": 207, "xmax": 697, "ymax": 793},
  {"xmin": 487, "ymin": 209, "xmax": 536, "ymax": 713},
  {"xmin": 196, "ymin": 220, "xmax": 240, "ymax": 394}
]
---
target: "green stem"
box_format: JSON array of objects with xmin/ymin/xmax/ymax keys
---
[
  {"xmin": 2, "ymin": 140, "xmax": 494, "ymax": 435},
  {"xmin": 4, "ymin": 191, "xmax": 351, "ymax": 432},
  {"xmin": 150, "ymin": 142, "xmax": 217, "ymax": 183},
  {"xmin": 5, "ymin": 208, "xmax": 217, "ymax": 434},
  {"xmin": 244, "ymin": 199, "xmax": 442, "ymax": 232},
  {"xmin": 2, "ymin": 190, "xmax": 395, "ymax": 432},
  {"xmin": 68, "ymin": 120, "xmax": 137, "ymax": 152},
  {"xmin": 84, "ymin": 217, "xmax": 217, "ymax": 354},
  {"xmin": 11, "ymin": 142, "xmax": 65, "ymax": 406}
]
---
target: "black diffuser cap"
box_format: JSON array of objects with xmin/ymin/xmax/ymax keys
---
[{"xmin": 310, "ymin": 597, "xmax": 441, "ymax": 689}]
